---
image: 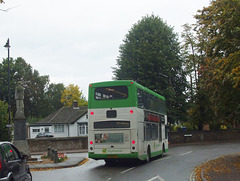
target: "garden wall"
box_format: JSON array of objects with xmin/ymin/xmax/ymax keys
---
[
  {"xmin": 170, "ymin": 130, "xmax": 240, "ymax": 144},
  {"xmin": 27, "ymin": 136, "xmax": 88, "ymax": 153},
  {"xmin": 27, "ymin": 130, "xmax": 240, "ymax": 153}
]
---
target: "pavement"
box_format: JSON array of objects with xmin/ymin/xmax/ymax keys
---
[
  {"xmin": 29, "ymin": 150, "xmax": 88, "ymax": 170},
  {"xmin": 29, "ymin": 149, "xmax": 240, "ymax": 181}
]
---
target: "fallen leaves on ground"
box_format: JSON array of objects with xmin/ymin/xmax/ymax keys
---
[{"xmin": 194, "ymin": 153, "xmax": 240, "ymax": 181}]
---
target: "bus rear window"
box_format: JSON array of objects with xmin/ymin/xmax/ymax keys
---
[
  {"xmin": 95, "ymin": 133, "xmax": 124, "ymax": 143},
  {"xmin": 95, "ymin": 86, "xmax": 128, "ymax": 100},
  {"xmin": 94, "ymin": 121, "xmax": 130, "ymax": 129}
]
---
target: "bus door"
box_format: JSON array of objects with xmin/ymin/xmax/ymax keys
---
[
  {"xmin": 138, "ymin": 122, "xmax": 146, "ymax": 157},
  {"xmin": 94, "ymin": 130, "xmax": 131, "ymax": 154},
  {"xmin": 160, "ymin": 115, "xmax": 165, "ymax": 141},
  {"xmin": 161, "ymin": 122, "xmax": 165, "ymax": 141}
]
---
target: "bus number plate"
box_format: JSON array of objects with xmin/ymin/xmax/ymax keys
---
[{"xmin": 107, "ymin": 155, "xmax": 118, "ymax": 158}]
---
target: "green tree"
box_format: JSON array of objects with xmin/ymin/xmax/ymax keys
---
[
  {"xmin": 43, "ymin": 83, "xmax": 65, "ymax": 115},
  {"xmin": 0, "ymin": 57, "xmax": 49, "ymax": 118},
  {"xmin": 195, "ymin": 0, "xmax": 240, "ymax": 127},
  {"xmin": 0, "ymin": 100, "xmax": 10, "ymax": 141},
  {"xmin": 181, "ymin": 24, "xmax": 200, "ymax": 103},
  {"xmin": 181, "ymin": 23, "xmax": 211, "ymax": 130},
  {"xmin": 113, "ymin": 14, "xmax": 187, "ymax": 124},
  {"xmin": 61, "ymin": 84, "xmax": 88, "ymax": 107}
]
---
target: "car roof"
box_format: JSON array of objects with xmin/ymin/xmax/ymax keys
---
[{"xmin": 0, "ymin": 141, "xmax": 12, "ymax": 145}]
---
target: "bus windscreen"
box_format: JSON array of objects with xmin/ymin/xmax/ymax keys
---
[{"xmin": 95, "ymin": 86, "xmax": 128, "ymax": 100}]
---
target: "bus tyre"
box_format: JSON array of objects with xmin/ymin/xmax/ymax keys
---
[
  {"xmin": 146, "ymin": 147, "xmax": 151, "ymax": 163},
  {"xmin": 105, "ymin": 159, "xmax": 117, "ymax": 166},
  {"xmin": 161, "ymin": 144, "xmax": 165, "ymax": 157}
]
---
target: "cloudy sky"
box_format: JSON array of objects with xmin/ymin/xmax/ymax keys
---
[{"xmin": 0, "ymin": 0, "xmax": 210, "ymax": 98}]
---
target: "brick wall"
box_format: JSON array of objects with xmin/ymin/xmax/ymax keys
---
[
  {"xmin": 170, "ymin": 130, "xmax": 240, "ymax": 144},
  {"xmin": 27, "ymin": 136, "xmax": 88, "ymax": 152},
  {"xmin": 27, "ymin": 130, "xmax": 240, "ymax": 153}
]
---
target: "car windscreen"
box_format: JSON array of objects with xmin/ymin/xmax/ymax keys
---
[
  {"xmin": 95, "ymin": 86, "xmax": 128, "ymax": 100},
  {"xmin": 0, "ymin": 145, "xmax": 6, "ymax": 161}
]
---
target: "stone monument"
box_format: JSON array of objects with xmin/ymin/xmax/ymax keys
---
[{"xmin": 13, "ymin": 82, "xmax": 31, "ymax": 157}]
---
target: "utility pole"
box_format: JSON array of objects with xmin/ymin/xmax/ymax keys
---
[{"xmin": 4, "ymin": 38, "xmax": 11, "ymax": 142}]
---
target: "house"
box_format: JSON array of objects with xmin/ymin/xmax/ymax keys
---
[{"xmin": 29, "ymin": 102, "xmax": 88, "ymax": 138}]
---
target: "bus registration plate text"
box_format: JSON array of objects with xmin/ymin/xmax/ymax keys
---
[{"xmin": 107, "ymin": 155, "xmax": 118, "ymax": 158}]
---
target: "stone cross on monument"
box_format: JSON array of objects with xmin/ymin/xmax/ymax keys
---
[{"xmin": 13, "ymin": 82, "xmax": 30, "ymax": 157}]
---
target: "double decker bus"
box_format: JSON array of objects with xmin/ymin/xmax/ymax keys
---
[{"xmin": 88, "ymin": 80, "xmax": 168, "ymax": 163}]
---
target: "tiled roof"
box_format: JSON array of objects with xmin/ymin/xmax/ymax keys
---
[{"xmin": 36, "ymin": 106, "xmax": 87, "ymax": 125}]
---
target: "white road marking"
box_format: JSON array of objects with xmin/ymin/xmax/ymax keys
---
[
  {"xmin": 152, "ymin": 156, "xmax": 171, "ymax": 163},
  {"xmin": 179, "ymin": 151, "xmax": 192, "ymax": 156},
  {"xmin": 82, "ymin": 159, "xmax": 91, "ymax": 166},
  {"xmin": 106, "ymin": 178, "xmax": 112, "ymax": 181},
  {"xmin": 189, "ymin": 170, "xmax": 196, "ymax": 181},
  {"xmin": 121, "ymin": 167, "xmax": 135, "ymax": 174},
  {"xmin": 147, "ymin": 175, "xmax": 165, "ymax": 181}
]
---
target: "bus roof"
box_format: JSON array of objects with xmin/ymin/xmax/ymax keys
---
[{"xmin": 89, "ymin": 80, "xmax": 165, "ymax": 101}]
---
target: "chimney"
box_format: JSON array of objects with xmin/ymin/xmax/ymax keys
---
[{"xmin": 73, "ymin": 100, "xmax": 79, "ymax": 109}]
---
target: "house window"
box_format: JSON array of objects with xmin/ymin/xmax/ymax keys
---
[
  {"xmin": 79, "ymin": 123, "xmax": 88, "ymax": 135},
  {"xmin": 33, "ymin": 128, "xmax": 40, "ymax": 133},
  {"xmin": 45, "ymin": 127, "xmax": 49, "ymax": 132},
  {"xmin": 54, "ymin": 125, "xmax": 64, "ymax": 133}
]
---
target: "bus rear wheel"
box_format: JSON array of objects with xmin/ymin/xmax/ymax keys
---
[
  {"xmin": 161, "ymin": 144, "xmax": 165, "ymax": 157},
  {"xmin": 146, "ymin": 147, "xmax": 151, "ymax": 163},
  {"xmin": 105, "ymin": 159, "xmax": 118, "ymax": 166}
]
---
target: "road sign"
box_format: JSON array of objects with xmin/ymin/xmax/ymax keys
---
[{"xmin": 6, "ymin": 124, "xmax": 12, "ymax": 128}]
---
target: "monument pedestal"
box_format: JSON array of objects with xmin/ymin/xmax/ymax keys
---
[
  {"xmin": 13, "ymin": 82, "xmax": 31, "ymax": 158},
  {"xmin": 13, "ymin": 140, "xmax": 31, "ymax": 157},
  {"xmin": 13, "ymin": 118, "xmax": 31, "ymax": 158}
]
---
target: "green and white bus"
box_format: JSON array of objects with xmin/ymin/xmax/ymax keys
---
[{"xmin": 88, "ymin": 80, "xmax": 168, "ymax": 163}]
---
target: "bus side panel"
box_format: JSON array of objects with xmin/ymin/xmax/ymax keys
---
[{"xmin": 137, "ymin": 123, "xmax": 145, "ymax": 160}]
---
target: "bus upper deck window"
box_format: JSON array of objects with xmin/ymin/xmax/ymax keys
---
[{"xmin": 95, "ymin": 86, "xmax": 128, "ymax": 100}]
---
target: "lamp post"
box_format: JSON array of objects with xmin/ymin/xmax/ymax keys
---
[{"xmin": 4, "ymin": 38, "xmax": 11, "ymax": 142}]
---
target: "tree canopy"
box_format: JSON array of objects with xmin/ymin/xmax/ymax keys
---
[
  {"xmin": 61, "ymin": 84, "xmax": 88, "ymax": 107},
  {"xmin": 0, "ymin": 57, "xmax": 49, "ymax": 118},
  {"xmin": 113, "ymin": 14, "xmax": 187, "ymax": 124},
  {"xmin": 0, "ymin": 100, "xmax": 9, "ymax": 141},
  {"xmin": 0, "ymin": 57, "xmax": 87, "ymax": 123},
  {"xmin": 181, "ymin": 0, "xmax": 240, "ymax": 130},
  {"xmin": 42, "ymin": 83, "xmax": 65, "ymax": 116},
  {"xmin": 196, "ymin": 0, "xmax": 240, "ymax": 128}
]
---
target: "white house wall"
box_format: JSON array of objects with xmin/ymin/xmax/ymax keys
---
[
  {"xmin": 69, "ymin": 123, "xmax": 77, "ymax": 137},
  {"xmin": 77, "ymin": 114, "xmax": 88, "ymax": 136},
  {"xmin": 29, "ymin": 113, "xmax": 88, "ymax": 138},
  {"xmin": 53, "ymin": 124, "xmax": 68, "ymax": 137},
  {"xmin": 69, "ymin": 113, "xmax": 88, "ymax": 137},
  {"xmin": 30, "ymin": 126, "xmax": 52, "ymax": 138},
  {"xmin": 77, "ymin": 114, "xmax": 88, "ymax": 123}
]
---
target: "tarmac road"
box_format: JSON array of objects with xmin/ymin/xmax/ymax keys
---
[{"xmin": 32, "ymin": 142, "xmax": 240, "ymax": 181}]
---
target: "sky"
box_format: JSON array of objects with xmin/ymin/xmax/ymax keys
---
[{"xmin": 0, "ymin": 0, "xmax": 210, "ymax": 99}]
